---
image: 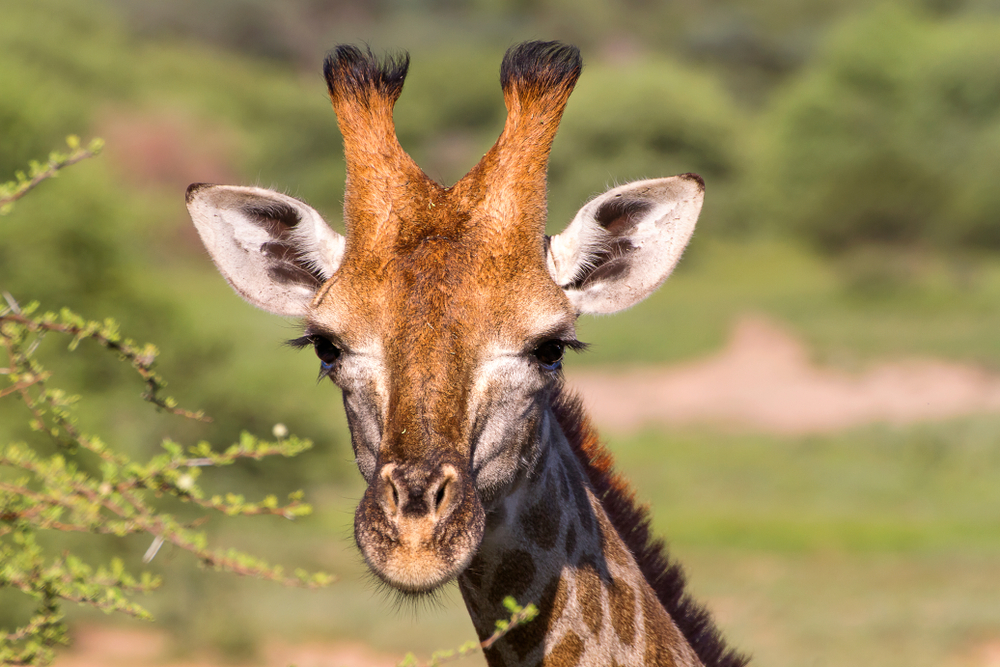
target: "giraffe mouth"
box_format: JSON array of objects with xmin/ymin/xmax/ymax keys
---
[{"xmin": 362, "ymin": 524, "xmax": 479, "ymax": 594}]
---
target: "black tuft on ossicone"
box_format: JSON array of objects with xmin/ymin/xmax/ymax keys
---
[
  {"xmin": 323, "ymin": 44, "xmax": 410, "ymax": 104},
  {"xmin": 499, "ymin": 40, "xmax": 582, "ymax": 98}
]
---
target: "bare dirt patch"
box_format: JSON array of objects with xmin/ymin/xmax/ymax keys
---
[
  {"xmin": 949, "ymin": 639, "xmax": 1000, "ymax": 667},
  {"xmin": 57, "ymin": 624, "xmax": 401, "ymax": 667},
  {"xmin": 567, "ymin": 315, "xmax": 1000, "ymax": 434}
]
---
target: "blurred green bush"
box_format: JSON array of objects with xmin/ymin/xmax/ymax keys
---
[
  {"xmin": 551, "ymin": 58, "xmax": 745, "ymax": 231},
  {"xmin": 750, "ymin": 5, "xmax": 1000, "ymax": 255},
  {"xmin": 0, "ymin": 0, "xmax": 355, "ymax": 506}
]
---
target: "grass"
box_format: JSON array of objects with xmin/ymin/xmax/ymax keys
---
[
  {"xmin": 614, "ymin": 419, "xmax": 1000, "ymax": 554},
  {"xmin": 679, "ymin": 548, "xmax": 1000, "ymax": 667},
  {"xmin": 601, "ymin": 418, "xmax": 1000, "ymax": 667}
]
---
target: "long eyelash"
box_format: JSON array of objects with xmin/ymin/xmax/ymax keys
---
[
  {"xmin": 287, "ymin": 334, "xmax": 314, "ymax": 349},
  {"xmin": 565, "ymin": 339, "xmax": 589, "ymax": 352}
]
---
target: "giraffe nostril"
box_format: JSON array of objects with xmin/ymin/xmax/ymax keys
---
[
  {"xmin": 433, "ymin": 480, "xmax": 447, "ymax": 513},
  {"xmin": 382, "ymin": 477, "xmax": 401, "ymax": 514},
  {"xmin": 429, "ymin": 464, "xmax": 459, "ymax": 517}
]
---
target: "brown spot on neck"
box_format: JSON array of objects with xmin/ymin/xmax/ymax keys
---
[
  {"xmin": 545, "ymin": 630, "xmax": 584, "ymax": 667},
  {"xmin": 608, "ymin": 578, "xmax": 638, "ymax": 647},
  {"xmin": 575, "ymin": 558, "xmax": 604, "ymax": 637}
]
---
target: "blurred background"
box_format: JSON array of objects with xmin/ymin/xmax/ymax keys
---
[{"xmin": 2, "ymin": 0, "xmax": 1000, "ymax": 665}]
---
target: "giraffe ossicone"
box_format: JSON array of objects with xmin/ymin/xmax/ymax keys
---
[{"xmin": 187, "ymin": 41, "xmax": 748, "ymax": 667}]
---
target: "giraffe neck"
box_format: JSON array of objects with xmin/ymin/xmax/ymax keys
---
[{"xmin": 457, "ymin": 401, "xmax": 703, "ymax": 667}]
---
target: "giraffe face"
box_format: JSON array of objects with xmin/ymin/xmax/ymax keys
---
[
  {"xmin": 186, "ymin": 41, "xmax": 703, "ymax": 596},
  {"xmin": 300, "ymin": 235, "xmax": 577, "ymax": 592}
]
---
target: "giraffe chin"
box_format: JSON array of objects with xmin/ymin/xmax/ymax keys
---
[{"xmin": 366, "ymin": 543, "xmax": 476, "ymax": 595}]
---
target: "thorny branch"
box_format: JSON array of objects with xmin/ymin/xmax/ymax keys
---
[
  {"xmin": 0, "ymin": 303, "xmax": 209, "ymax": 422},
  {"xmin": 0, "ymin": 301, "xmax": 333, "ymax": 666},
  {"xmin": 0, "ymin": 136, "xmax": 103, "ymax": 214},
  {"xmin": 1, "ymin": 137, "xmax": 334, "ymax": 667}
]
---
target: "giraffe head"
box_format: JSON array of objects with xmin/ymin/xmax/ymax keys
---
[{"xmin": 186, "ymin": 42, "xmax": 703, "ymax": 595}]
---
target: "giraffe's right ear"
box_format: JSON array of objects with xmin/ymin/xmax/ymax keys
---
[{"xmin": 186, "ymin": 184, "xmax": 346, "ymax": 317}]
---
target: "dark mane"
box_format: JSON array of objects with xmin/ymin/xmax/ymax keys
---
[{"xmin": 552, "ymin": 386, "xmax": 751, "ymax": 667}]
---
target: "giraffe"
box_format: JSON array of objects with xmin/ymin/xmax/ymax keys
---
[{"xmin": 186, "ymin": 41, "xmax": 749, "ymax": 667}]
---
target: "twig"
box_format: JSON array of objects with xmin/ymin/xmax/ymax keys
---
[
  {"xmin": 0, "ymin": 310, "xmax": 210, "ymax": 422},
  {"xmin": 0, "ymin": 137, "xmax": 103, "ymax": 213},
  {"xmin": 396, "ymin": 598, "xmax": 539, "ymax": 667}
]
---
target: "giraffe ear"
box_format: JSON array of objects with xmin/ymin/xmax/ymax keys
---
[
  {"xmin": 546, "ymin": 174, "xmax": 704, "ymax": 315},
  {"xmin": 185, "ymin": 184, "xmax": 346, "ymax": 317}
]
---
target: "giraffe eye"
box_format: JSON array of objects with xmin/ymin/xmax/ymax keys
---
[
  {"xmin": 312, "ymin": 336, "xmax": 342, "ymax": 374},
  {"xmin": 532, "ymin": 340, "xmax": 565, "ymax": 370}
]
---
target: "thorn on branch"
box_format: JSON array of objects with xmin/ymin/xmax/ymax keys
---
[
  {"xmin": 142, "ymin": 536, "xmax": 165, "ymax": 564},
  {"xmin": 3, "ymin": 291, "xmax": 22, "ymax": 314}
]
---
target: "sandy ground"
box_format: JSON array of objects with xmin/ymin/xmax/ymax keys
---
[
  {"xmin": 568, "ymin": 315, "xmax": 1000, "ymax": 434},
  {"xmin": 52, "ymin": 315, "xmax": 1000, "ymax": 667},
  {"xmin": 52, "ymin": 623, "xmax": 1000, "ymax": 667},
  {"xmin": 56, "ymin": 624, "xmax": 402, "ymax": 667}
]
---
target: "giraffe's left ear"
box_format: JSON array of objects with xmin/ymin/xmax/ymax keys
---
[{"xmin": 546, "ymin": 174, "xmax": 704, "ymax": 315}]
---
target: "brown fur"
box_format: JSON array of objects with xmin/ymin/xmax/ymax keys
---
[{"xmin": 548, "ymin": 631, "xmax": 585, "ymax": 667}]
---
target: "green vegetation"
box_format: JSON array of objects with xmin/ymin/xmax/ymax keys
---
[
  {"xmin": 576, "ymin": 236, "xmax": 1000, "ymax": 367},
  {"xmin": 613, "ymin": 420, "xmax": 1000, "ymax": 667},
  {"xmin": 0, "ymin": 302, "xmax": 331, "ymax": 665},
  {"xmin": 750, "ymin": 6, "xmax": 1000, "ymax": 255},
  {"xmin": 1, "ymin": 149, "xmax": 335, "ymax": 666},
  {"xmin": 619, "ymin": 421, "xmax": 1000, "ymax": 554},
  {"xmin": 3, "ymin": 0, "xmax": 1000, "ymax": 665},
  {"xmin": 0, "ymin": 137, "xmax": 105, "ymax": 215}
]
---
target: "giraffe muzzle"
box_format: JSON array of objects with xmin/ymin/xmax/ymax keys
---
[{"xmin": 354, "ymin": 460, "xmax": 485, "ymax": 594}]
